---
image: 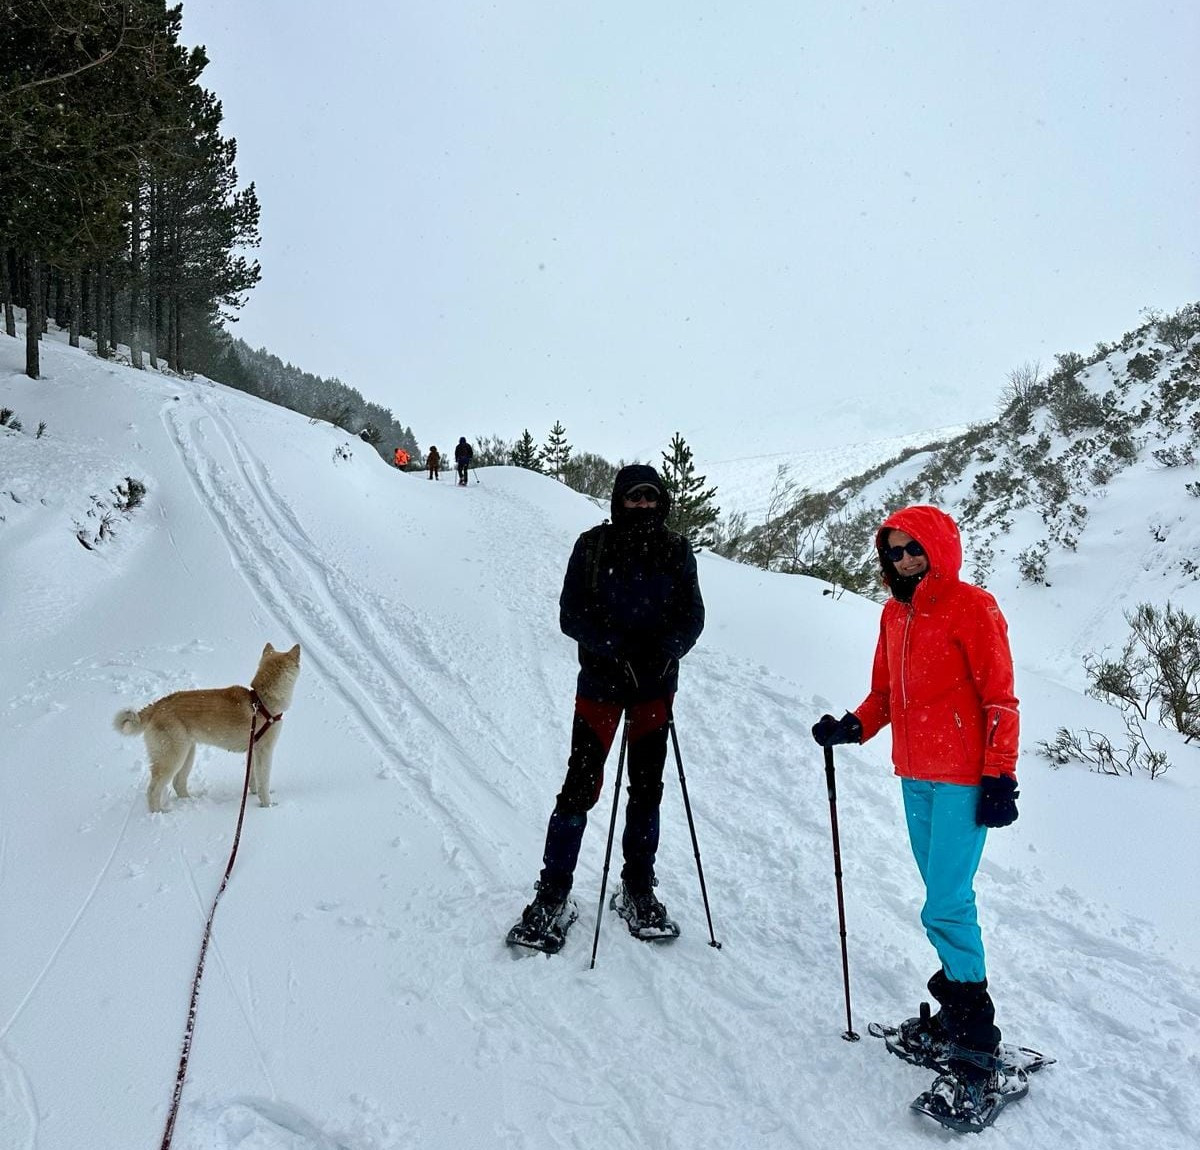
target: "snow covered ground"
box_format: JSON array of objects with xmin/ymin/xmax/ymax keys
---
[{"xmin": 2, "ymin": 329, "xmax": 1198, "ymax": 1150}]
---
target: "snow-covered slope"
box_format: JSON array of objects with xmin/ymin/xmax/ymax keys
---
[{"xmin": 1, "ymin": 330, "xmax": 1198, "ymax": 1150}]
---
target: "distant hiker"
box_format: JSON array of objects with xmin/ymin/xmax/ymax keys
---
[
  {"xmin": 507, "ymin": 465, "xmax": 706, "ymax": 953},
  {"xmin": 393, "ymin": 447, "xmax": 410, "ymax": 469},
  {"xmin": 811, "ymin": 504, "xmax": 1022, "ymax": 1127},
  {"xmin": 426, "ymin": 445, "xmax": 441, "ymax": 480},
  {"xmin": 453, "ymin": 437, "xmax": 473, "ymax": 485}
]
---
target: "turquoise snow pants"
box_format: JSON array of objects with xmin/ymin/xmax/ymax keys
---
[{"xmin": 901, "ymin": 779, "xmax": 989, "ymax": 984}]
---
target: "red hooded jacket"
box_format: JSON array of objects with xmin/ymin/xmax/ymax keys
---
[{"xmin": 852, "ymin": 505, "xmax": 1019, "ymax": 784}]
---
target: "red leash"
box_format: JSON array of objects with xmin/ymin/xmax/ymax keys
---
[{"xmin": 159, "ymin": 694, "xmax": 281, "ymax": 1150}]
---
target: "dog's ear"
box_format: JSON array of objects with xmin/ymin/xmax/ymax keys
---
[
  {"xmin": 287, "ymin": 644, "xmax": 300, "ymax": 659},
  {"xmin": 263, "ymin": 642, "xmax": 276, "ymax": 657}
]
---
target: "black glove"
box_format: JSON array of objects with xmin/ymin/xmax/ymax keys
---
[
  {"xmin": 976, "ymin": 774, "xmax": 1019, "ymax": 827},
  {"xmin": 811, "ymin": 712, "xmax": 863, "ymax": 747},
  {"xmin": 623, "ymin": 654, "xmax": 677, "ymax": 694}
]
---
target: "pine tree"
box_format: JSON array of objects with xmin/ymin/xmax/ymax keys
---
[
  {"xmin": 660, "ymin": 432, "xmax": 720, "ymax": 549},
  {"xmin": 509, "ymin": 429, "xmax": 544, "ymax": 471},
  {"xmin": 0, "ymin": 1, "xmax": 260, "ymax": 378},
  {"xmin": 541, "ymin": 420, "xmax": 572, "ymax": 480}
]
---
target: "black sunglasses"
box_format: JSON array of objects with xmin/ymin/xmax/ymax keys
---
[
  {"xmin": 624, "ymin": 486, "xmax": 659, "ymax": 503},
  {"xmin": 883, "ymin": 540, "xmax": 925, "ymax": 562}
]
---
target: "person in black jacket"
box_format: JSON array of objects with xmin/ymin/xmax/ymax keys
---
[
  {"xmin": 454, "ymin": 437, "xmax": 473, "ymax": 485},
  {"xmin": 508, "ymin": 464, "xmax": 706, "ymax": 951}
]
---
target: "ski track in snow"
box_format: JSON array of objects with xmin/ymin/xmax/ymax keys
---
[
  {"xmin": 0, "ymin": 791, "xmax": 140, "ymax": 1043},
  {"xmin": 179, "ymin": 845, "xmax": 277, "ymax": 1095},
  {"xmin": 0, "ymin": 1045, "xmax": 37, "ymax": 1150},
  {"xmin": 162, "ymin": 394, "xmax": 514, "ymax": 883}
]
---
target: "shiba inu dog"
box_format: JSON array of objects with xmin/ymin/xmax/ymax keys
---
[{"xmin": 114, "ymin": 643, "xmax": 302, "ymax": 813}]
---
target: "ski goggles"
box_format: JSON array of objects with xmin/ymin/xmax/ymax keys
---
[
  {"xmin": 882, "ymin": 540, "xmax": 926, "ymax": 562},
  {"xmin": 624, "ymin": 486, "xmax": 660, "ymax": 504}
]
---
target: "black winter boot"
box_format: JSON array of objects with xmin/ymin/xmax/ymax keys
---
[
  {"xmin": 938, "ymin": 975, "xmax": 1002, "ymax": 1059},
  {"xmin": 884, "ymin": 970, "xmax": 999, "ymax": 1070},
  {"xmin": 507, "ymin": 878, "xmax": 578, "ymax": 954},
  {"xmin": 612, "ymin": 876, "xmax": 679, "ymax": 940}
]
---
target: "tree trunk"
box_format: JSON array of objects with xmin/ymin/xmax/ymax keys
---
[
  {"xmin": 168, "ymin": 212, "xmax": 181, "ymax": 372},
  {"xmin": 147, "ymin": 180, "xmax": 160, "ymax": 369},
  {"xmin": 53, "ymin": 268, "xmax": 66, "ymax": 330},
  {"xmin": 0, "ymin": 248, "xmax": 15, "ymax": 338},
  {"xmin": 108, "ymin": 273, "xmax": 119, "ymax": 357},
  {"xmin": 81, "ymin": 265, "xmax": 93, "ymax": 341},
  {"xmin": 25, "ymin": 252, "xmax": 41, "ymax": 379},
  {"xmin": 69, "ymin": 268, "xmax": 82, "ymax": 347},
  {"xmin": 167, "ymin": 293, "xmax": 177, "ymax": 372},
  {"xmin": 96, "ymin": 265, "xmax": 110, "ymax": 358},
  {"xmin": 129, "ymin": 175, "xmax": 143, "ymax": 369}
]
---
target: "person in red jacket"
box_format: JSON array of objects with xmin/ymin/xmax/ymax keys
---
[{"xmin": 812, "ymin": 504, "xmax": 1021, "ymax": 1118}]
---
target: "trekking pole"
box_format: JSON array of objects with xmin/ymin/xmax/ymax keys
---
[
  {"xmin": 589, "ymin": 715, "xmax": 630, "ymax": 970},
  {"xmin": 668, "ymin": 708, "xmax": 721, "ymax": 949},
  {"xmin": 824, "ymin": 745, "xmax": 860, "ymax": 1041}
]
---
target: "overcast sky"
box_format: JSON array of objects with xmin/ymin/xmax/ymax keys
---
[{"xmin": 180, "ymin": 1, "xmax": 1198, "ymax": 463}]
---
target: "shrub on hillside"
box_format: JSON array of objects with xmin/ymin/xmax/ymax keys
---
[
  {"xmin": 1151, "ymin": 445, "xmax": 1195, "ymax": 468},
  {"xmin": 562, "ymin": 452, "xmax": 618, "ymax": 499},
  {"xmin": 1047, "ymin": 377, "xmax": 1107, "ymax": 434},
  {"xmin": 473, "ymin": 434, "xmax": 514, "ymax": 467},
  {"xmin": 1155, "ymin": 303, "xmax": 1200, "ymax": 352},
  {"xmin": 1016, "ymin": 541, "xmax": 1049, "ymax": 584},
  {"xmin": 1084, "ymin": 602, "xmax": 1200, "ymax": 743},
  {"xmin": 113, "ymin": 477, "xmax": 147, "ymax": 512},
  {"xmin": 1039, "ymin": 715, "xmax": 1169, "ymax": 779},
  {"xmin": 1127, "ymin": 352, "xmax": 1159, "ymax": 382}
]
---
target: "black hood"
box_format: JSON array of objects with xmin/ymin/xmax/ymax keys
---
[{"xmin": 610, "ymin": 464, "xmax": 671, "ymax": 529}]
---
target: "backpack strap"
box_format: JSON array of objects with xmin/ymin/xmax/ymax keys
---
[{"xmin": 582, "ymin": 523, "xmax": 610, "ymax": 594}]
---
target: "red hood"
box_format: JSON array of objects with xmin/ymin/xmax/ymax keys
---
[{"xmin": 877, "ymin": 504, "xmax": 962, "ymax": 591}]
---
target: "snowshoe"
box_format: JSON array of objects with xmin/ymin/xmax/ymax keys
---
[
  {"xmin": 506, "ymin": 884, "xmax": 578, "ymax": 955},
  {"xmin": 868, "ymin": 1003, "xmax": 1054, "ymax": 1075},
  {"xmin": 611, "ymin": 880, "xmax": 680, "ymax": 942},
  {"xmin": 910, "ymin": 1059, "xmax": 1029, "ymax": 1134}
]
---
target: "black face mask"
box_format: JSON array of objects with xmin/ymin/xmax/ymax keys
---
[
  {"xmin": 621, "ymin": 505, "xmax": 659, "ymax": 529},
  {"xmin": 888, "ymin": 569, "xmax": 926, "ymax": 603}
]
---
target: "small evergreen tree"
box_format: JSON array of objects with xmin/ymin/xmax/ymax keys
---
[
  {"xmin": 660, "ymin": 431, "xmax": 719, "ymax": 549},
  {"xmin": 509, "ymin": 429, "xmax": 544, "ymax": 471},
  {"xmin": 541, "ymin": 420, "xmax": 572, "ymax": 480}
]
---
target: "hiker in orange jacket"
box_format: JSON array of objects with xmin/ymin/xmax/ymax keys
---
[
  {"xmin": 393, "ymin": 447, "xmax": 410, "ymax": 469},
  {"xmin": 812, "ymin": 504, "xmax": 1020, "ymax": 1111}
]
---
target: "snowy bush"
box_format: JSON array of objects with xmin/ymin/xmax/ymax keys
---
[
  {"xmin": 112, "ymin": 477, "xmax": 147, "ymax": 512},
  {"xmin": 1151, "ymin": 444, "xmax": 1195, "ymax": 468},
  {"xmin": 1127, "ymin": 352, "xmax": 1158, "ymax": 382},
  {"xmin": 1155, "ymin": 303, "xmax": 1200, "ymax": 352},
  {"xmin": 1016, "ymin": 541, "xmax": 1049, "ymax": 584},
  {"xmin": 1083, "ymin": 602, "xmax": 1200, "ymax": 743},
  {"xmin": 1039, "ymin": 714, "xmax": 1169, "ymax": 780},
  {"xmin": 1047, "ymin": 377, "xmax": 1107, "ymax": 434}
]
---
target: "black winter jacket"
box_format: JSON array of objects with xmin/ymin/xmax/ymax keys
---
[{"xmin": 559, "ymin": 521, "xmax": 705, "ymax": 703}]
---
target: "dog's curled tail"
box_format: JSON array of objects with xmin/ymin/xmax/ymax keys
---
[{"xmin": 113, "ymin": 708, "xmax": 143, "ymax": 736}]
